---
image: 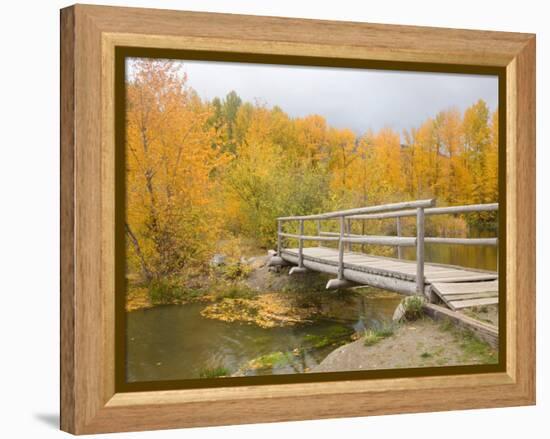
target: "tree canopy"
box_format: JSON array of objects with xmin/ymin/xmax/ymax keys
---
[{"xmin": 126, "ymin": 59, "xmax": 498, "ymax": 284}]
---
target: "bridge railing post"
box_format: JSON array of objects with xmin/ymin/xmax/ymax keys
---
[
  {"xmin": 316, "ymin": 219, "xmax": 322, "ymax": 247},
  {"xmin": 298, "ymin": 219, "xmax": 304, "ymax": 268},
  {"xmin": 346, "ymin": 218, "xmax": 352, "ymax": 251},
  {"xmin": 396, "ymin": 216, "xmax": 403, "ymax": 259},
  {"xmin": 416, "ymin": 207, "xmax": 425, "ymax": 297},
  {"xmin": 277, "ymin": 219, "xmax": 282, "ymax": 257},
  {"xmin": 338, "ymin": 216, "xmax": 345, "ymax": 280}
]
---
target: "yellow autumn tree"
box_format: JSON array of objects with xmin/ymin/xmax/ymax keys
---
[
  {"xmin": 327, "ymin": 127, "xmax": 358, "ymax": 202},
  {"xmin": 126, "ymin": 59, "xmax": 229, "ymax": 282},
  {"xmin": 223, "ymin": 104, "xmax": 331, "ymax": 246},
  {"xmin": 485, "ymin": 109, "xmax": 499, "ymax": 204},
  {"xmin": 294, "ymin": 115, "xmax": 329, "ymax": 167}
]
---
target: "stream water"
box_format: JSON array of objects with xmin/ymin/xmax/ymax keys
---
[{"xmin": 126, "ymin": 290, "xmax": 401, "ymax": 382}]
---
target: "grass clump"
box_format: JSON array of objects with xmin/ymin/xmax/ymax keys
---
[
  {"xmin": 363, "ymin": 324, "xmax": 395, "ymax": 347},
  {"xmin": 375, "ymin": 325, "xmax": 395, "ymax": 338},
  {"xmin": 198, "ymin": 366, "xmax": 230, "ymax": 378},
  {"xmin": 363, "ymin": 331, "xmax": 382, "ymax": 346},
  {"xmin": 402, "ymin": 296, "xmax": 424, "ymax": 321}
]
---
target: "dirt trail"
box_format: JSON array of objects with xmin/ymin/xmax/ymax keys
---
[{"xmin": 311, "ymin": 318, "xmax": 497, "ymax": 372}]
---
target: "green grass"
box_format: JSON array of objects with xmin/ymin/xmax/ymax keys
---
[
  {"xmin": 147, "ymin": 279, "xmax": 205, "ymax": 305},
  {"xmin": 376, "ymin": 325, "xmax": 395, "ymax": 338},
  {"xmin": 212, "ymin": 283, "xmax": 258, "ymax": 301},
  {"xmin": 248, "ymin": 351, "xmax": 293, "ymax": 369},
  {"xmin": 304, "ymin": 325, "xmax": 354, "ymax": 349},
  {"xmin": 439, "ymin": 317, "xmax": 454, "ymax": 332},
  {"xmin": 303, "ymin": 334, "xmax": 332, "ymax": 348},
  {"xmin": 198, "ymin": 366, "xmax": 230, "ymax": 378},
  {"xmin": 363, "ymin": 324, "xmax": 395, "ymax": 347},
  {"xmin": 438, "ymin": 318, "xmax": 497, "ymax": 364},
  {"xmin": 420, "ymin": 351, "xmax": 432, "ymax": 359},
  {"xmin": 458, "ymin": 330, "xmax": 497, "ymax": 364}
]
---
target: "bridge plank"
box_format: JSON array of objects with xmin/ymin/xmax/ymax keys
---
[
  {"xmin": 426, "ymin": 272, "xmax": 497, "ymax": 281},
  {"xmin": 448, "ymin": 297, "xmax": 499, "ymax": 309},
  {"xmin": 431, "ymin": 280, "xmax": 499, "ymax": 310},
  {"xmin": 441, "ymin": 292, "xmax": 498, "ymax": 300},
  {"xmin": 428, "ymin": 275, "xmax": 498, "ymax": 283},
  {"xmin": 433, "ymin": 280, "xmax": 499, "ymax": 295}
]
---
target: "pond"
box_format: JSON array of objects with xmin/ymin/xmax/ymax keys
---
[{"xmin": 126, "ymin": 289, "xmax": 401, "ymax": 382}]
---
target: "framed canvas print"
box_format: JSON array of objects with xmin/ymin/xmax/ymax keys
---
[{"xmin": 60, "ymin": 4, "xmax": 536, "ymax": 434}]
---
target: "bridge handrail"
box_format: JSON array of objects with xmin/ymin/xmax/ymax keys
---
[
  {"xmin": 347, "ymin": 202, "xmax": 498, "ymax": 220},
  {"xmin": 277, "ymin": 199, "xmax": 435, "ymax": 221},
  {"xmin": 319, "ymin": 231, "xmax": 498, "ymax": 247}
]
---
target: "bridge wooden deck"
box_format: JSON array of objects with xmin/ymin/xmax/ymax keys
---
[
  {"xmin": 269, "ymin": 199, "xmax": 499, "ymax": 311},
  {"xmin": 281, "ymin": 247, "xmax": 498, "ymax": 308}
]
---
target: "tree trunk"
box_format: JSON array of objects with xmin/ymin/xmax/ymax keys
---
[{"xmin": 125, "ymin": 222, "xmax": 154, "ymax": 282}]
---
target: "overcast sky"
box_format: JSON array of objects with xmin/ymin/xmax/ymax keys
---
[{"xmin": 128, "ymin": 58, "xmax": 498, "ymax": 136}]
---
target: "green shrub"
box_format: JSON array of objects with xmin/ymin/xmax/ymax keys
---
[
  {"xmin": 147, "ymin": 278, "xmax": 204, "ymax": 305},
  {"xmin": 148, "ymin": 279, "xmax": 181, "ymax": 305},
  {"xmin": 221, "ymin": 261, "xmax": 253, "ymax": 280}
]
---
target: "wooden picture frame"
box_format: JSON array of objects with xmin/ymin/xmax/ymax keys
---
[{"xmin": 60, "ymin": 4, "xmax": 536, "ymax": 434}]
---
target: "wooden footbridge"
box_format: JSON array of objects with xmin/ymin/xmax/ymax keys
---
[{"xmin": 268, "ymin": 199, "xmax": 499, "ymax": 311}]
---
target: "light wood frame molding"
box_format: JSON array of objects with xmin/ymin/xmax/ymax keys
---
[{"xmin": 60, "ymin": 4, "xmax": 536, "ymax": 434}]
